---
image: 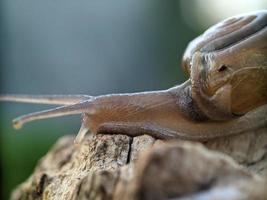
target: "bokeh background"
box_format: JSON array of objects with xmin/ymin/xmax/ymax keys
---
[{"xmin": 0, "ymin": 0, "xmax": 266, "ymax": 199}]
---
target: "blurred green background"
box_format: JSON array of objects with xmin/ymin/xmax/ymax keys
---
[{"xmin": 1, "ymin": 0, "xmax": 266, "ymax": 199}]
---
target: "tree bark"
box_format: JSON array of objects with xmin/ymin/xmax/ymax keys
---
[{"xmin": 11, "ymin": 125, "xmax": 267, "ymax": 200}]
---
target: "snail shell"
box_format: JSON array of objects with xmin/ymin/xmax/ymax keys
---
[{"xmin": 182, "ymin": 10, "xmax": 267, "ymax": 121}]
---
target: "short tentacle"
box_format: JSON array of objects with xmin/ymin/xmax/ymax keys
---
[{"xmin": 12, "ymin": 100, "xmax": 96, "ymax": 129}]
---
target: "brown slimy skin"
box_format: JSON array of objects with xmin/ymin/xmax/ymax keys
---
[{"xmin": 0, "ymin": 11, "xmax": 267, "ymax": 143}]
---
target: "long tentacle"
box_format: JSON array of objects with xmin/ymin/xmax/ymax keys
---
[
  {"xmin": 12, "ymin": 100, "xmax": 95, "ymax": 129},
  {"xmin": 0, "ymin": 94, "xmax": 91, "ymax": 105}
]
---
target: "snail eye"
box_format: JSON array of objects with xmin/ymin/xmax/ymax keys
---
[{"xmin": 218, "ymin": 64, "xmax": 228, "ymax": 72}]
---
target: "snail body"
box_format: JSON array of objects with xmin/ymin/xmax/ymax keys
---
[{"xmin": 1, "ymin": 11, "xmax": 267, "ymax": 143}]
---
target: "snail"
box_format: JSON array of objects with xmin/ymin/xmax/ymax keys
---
[{"xmin": 0, "ymin": 10, "xmax": 266, "ymax": 144}]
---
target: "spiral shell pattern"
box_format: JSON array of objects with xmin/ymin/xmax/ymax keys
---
[
  {"xmin": 182, "ymin": 11, "xmax": 267, "ymax": 121},
  {"xmin": 182, "ymin": 10, "xmax": 267, "ymax": 74}
]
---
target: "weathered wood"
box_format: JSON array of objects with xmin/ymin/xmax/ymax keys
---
[
  {"xmin": 204, "ymin": 126, "xmax": 267, "ymax": 174},
  {"xmin": 10, "ymin": 126, "xmax": 267, "ymax": 200}
]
